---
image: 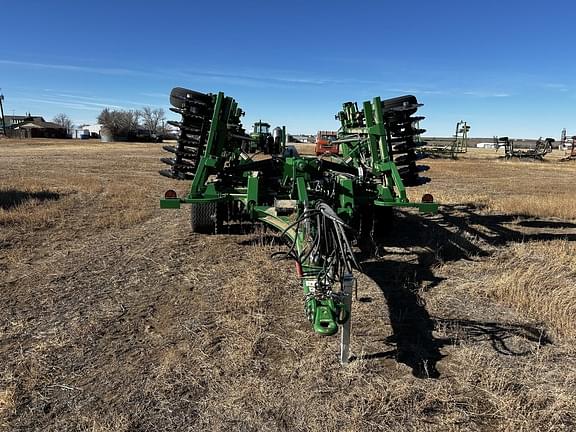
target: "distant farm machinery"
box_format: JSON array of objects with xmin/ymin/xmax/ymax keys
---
[
  {"xmin": 246, "ymin": 120, "xmax": 283, "ymax": 154},
  {"xmin": 159, "ymin": 88, "xmax": 437, "ymax": 364},
  {"xmin": 421, "ymin": 120, "xmax": 469, "ymax": 159},
  {"xmin": 315, "ymin": 130, "xmax": 338, "ymax": 156},
  {"xmin": 560, "ymin": 128, "xmax": 576, "ymax": 162},
  {"xmin": 494, "ymin": 136, "xmax": 554, "ymax": 160}
]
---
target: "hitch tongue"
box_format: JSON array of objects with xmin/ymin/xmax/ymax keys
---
[
  {"xmin": 312, "ymin": 304, "xmax": 338, "ymax": 336},
  {"xmin": 340, "ymin": 274, "xmax": 354, "ymax": 365}
]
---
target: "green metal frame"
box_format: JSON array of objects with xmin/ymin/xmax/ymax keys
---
[{"xmin": 160, "ymin": 90, "xmax": 438, "ymax": 363}]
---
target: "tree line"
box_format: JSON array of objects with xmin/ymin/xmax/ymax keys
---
[
  {"xmin": 97, "ymin": 107, "xmax": 166, "ymax": 138},
  {"xmin": 52, "ymin": 107, "xmax": 167, "ymax": 138}
]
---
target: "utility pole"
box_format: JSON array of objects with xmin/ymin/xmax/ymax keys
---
[{"xmin": 0, "ymin": 89, "xmax": 6, "ymax": 136}]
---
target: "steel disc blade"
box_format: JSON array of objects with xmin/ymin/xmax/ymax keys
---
[{"xmin": 170, "ymin": 87, "xmax": 211, "ymax": 108}]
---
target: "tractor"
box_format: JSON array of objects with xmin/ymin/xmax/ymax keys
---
[
  {"xmin": 315, "ymin": 130, "xmax": 338, "ymax": 156},
  {"xmin": 248, "ymin": 120, "xmax": 274, "ymax": 153}
]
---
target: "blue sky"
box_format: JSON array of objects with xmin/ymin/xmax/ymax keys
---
[{"xmin": 0, "ymin": 0, "xmax": 574, "ymax": 138}]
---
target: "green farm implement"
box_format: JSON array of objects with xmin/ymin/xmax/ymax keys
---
[{"xmin": 159, "ymin": 87, "xmax": 437, "ymax": 364}]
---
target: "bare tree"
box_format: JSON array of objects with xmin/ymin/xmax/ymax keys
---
[
  {"xmin": 97, "ymin": 108, "xmax": 141, "ymax": 138},
  {"xmin": 53, "ymin": 113, "xmax": 74, "ymax": 133},
  {"xmin": 98, "ymin": 108, "xmax": 119, "ymax": 137},
  {"xmin": 121, "ymin": 109, "xmax": 141, "ymax": 134},
  {"xmin": 141, "ymin": 107, "xmax": 165, "ymax": 136}
]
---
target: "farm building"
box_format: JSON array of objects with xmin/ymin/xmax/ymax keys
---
[
  {"xmin": 12, "ymin": 118, "xmax": 68, "ymax": 138},
  {"xmin": 476, "ymin": 142, "xmax": 497, "ymax": 149},
  {"xmin": 71, "ymin": 124, "xmax": 102, "ymax": 139},
  {"xmin": 2, "ymin": 114, "xmax": 68, "ymax": 138},
  {"xmin": 1, "ymin": 114, "xmax": 45, "ymax": 127}
]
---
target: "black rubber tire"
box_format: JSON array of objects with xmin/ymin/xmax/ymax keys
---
[
  {"xmin": 357, "ymin": 205, "xmax": 375, "ymax": 254},
  {"xmin": 373, "ymin": 206, "xmax": 394, "ymax": 239},
  {"xmin": 190, "ymin": 201, "xmax": 219, "ymax": 234}
]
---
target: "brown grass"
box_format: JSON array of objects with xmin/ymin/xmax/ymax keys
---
[
  {"xmin": 1, "ymin": 140, "xmax": 576, "ymax": 431},
  {"xmin": 0, "ymin": 388, "xmax": 15, "ymax": 427},
  {"xmin": 414, "ymin": 149, "xmax": 576, "ymax": 220},
  {"xmin": 461, "ymin": 240, "xmax": 576, "ymax": 339},
  {"xmin": 0, "ymin": 141, "xmax": 166, "ymax": 231}
]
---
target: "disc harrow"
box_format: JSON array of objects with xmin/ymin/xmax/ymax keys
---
[
  {"xmin": 159, "ymin": 88, "xmax": 438, "ymax": 365},
  {"xmin": 381, "ymin": 95, "xmax": 430, "ymax": 186},
  {"xmin": 159, "ymin": 88, "xmax": 215, "ymax": 180}
]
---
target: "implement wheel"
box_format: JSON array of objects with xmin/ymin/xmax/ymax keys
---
[
  {"xmin": 373, "ymin": 206, "xmax": 394, "ymax": 239},
  {"xmin": 190, "ymin": 201, "xmax": 219, "ymax": 234}
]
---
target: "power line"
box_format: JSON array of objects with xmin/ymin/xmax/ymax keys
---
[{"xmin": 0, "ymin": 89, "xmax": 6, "ymax": 136}]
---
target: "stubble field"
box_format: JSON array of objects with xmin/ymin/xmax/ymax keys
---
[{"xmin": 1, "ymin": 139, "xmax": 575, "ymax": 431}]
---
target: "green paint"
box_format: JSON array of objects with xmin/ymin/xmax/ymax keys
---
[
  {"xmin": 159, "ymin": 198, "xmax": 181, "ymax": 209},
  {"xmin": 247, "ymin": 176, "xmax": 259, "ymax": 206},
  {"xmin": 160, "ymin": 88, "xmax": 439, "ymax": 343}
]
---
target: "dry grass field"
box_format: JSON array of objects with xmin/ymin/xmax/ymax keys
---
[{"xmin": 1, "ymin": 139, "xmax": 576, "ymax": 431}]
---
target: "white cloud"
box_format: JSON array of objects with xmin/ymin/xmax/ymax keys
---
[
  {"xmin": 463, "ymin": 91, "xmax": 511, "ymax": 98},
  {"xmin": 0, "ymin": 59, "xmax": 154, "ymax": 77},
  {"xmin": 543, "ymin": 83, "xmax": 569, "ymax": 92}
]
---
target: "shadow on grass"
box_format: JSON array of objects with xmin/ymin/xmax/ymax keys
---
[
  {"xmin": 355, "ymin": 204, "xmax": 571, "ymax": 378},
  {"xmin": 360, "ymin": 259, "xmax": 445, "ymax": 378},
  {"xmin": 0, "ymin": 189, "xmax": 60, "ymax": 210},
  {"xmin": 352, "ymin": 315, "xmax": 551, "ymax": 377},
  {"xmin": 434, "ymin": 317, "xmax": 551, "ymax": 356},
  {"xmin": 370, "ymin": 204, "xmax": 576, "ymax": 265}
]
